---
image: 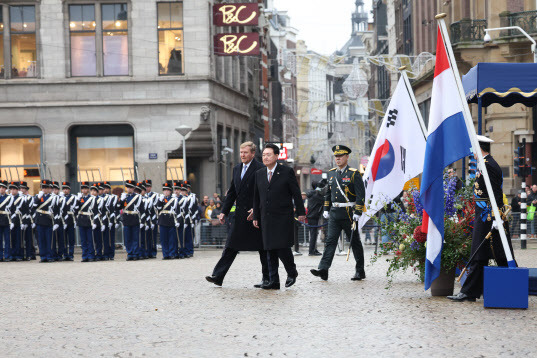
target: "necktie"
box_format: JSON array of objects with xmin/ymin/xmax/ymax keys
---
[
  {"xmin": 268, "ymin": 171, "xmax": 273, "ymax": 183},
  {"xmin": 241, "ymin": 164, "xmax": 248, "ymax": 179}
]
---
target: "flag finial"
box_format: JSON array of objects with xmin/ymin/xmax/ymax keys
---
[{"xmin": 435, "ymin": 13, "xmax": 447, "ymax": 19}]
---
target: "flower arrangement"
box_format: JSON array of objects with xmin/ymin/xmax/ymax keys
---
[{"xmin": 371, "ymin": 173, "xmax": 475, "ymax": 287}]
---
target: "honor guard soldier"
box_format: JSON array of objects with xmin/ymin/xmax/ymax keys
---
[
  {"xmin": 34, "ymin": 180, "xmax": 56, "ymax": 262},
  {"xmin": 103, "ymin": 181, "xmax": 119, "ymax": 260},
  {"xmin": 61, "ymin": 182, "xmax": 76, "ymax": 261},
  {"xmin": 311, "ymin": 145, "xmax": 366, "ymax": 281},
  {"xmin": 0, "ymin": 181, "xmax": 14, "ymax": 261},
  {"xmin": 135, "ymin": 182, "xmax": 149, "ymax": 259},
  {"xmin": 156, "ymin": 181, "xmax": 178, "ymax": 259},
  {"xmin": 120, "ymin": 180, "xmax": 144, "ymax": 260},
  {"xmin": 173, "ymin": 180, "xmax": 186, "ymax": 259},
  {"xmin": 90, "ymin": 183, "xmax": 105, "ymax": 260},
  {"xmin": 448, "ymin": 136, "xmax": 517, "ymax": 302},
  {"xmin": 19, "ymin": 181, "xmax": 35, "ymax": 260},
  {"xmin": 145, "ymin": 180, "xmax": 158, "ymax": 258},
  {"xmin": 9, "ymin": 182, "xmax": 24, "ymax": 261},
  {"xmin": 74, "ymin": 182, "xmax": 97, "ymax": 262},
  {"xmin": 179, "ymin": 181, "xmax": 192, "ymax": 258},
  {"xmin": 184, "ymin": 181, "xmax": 197, "ymax": 258},
  {"xmin": 51, "ymin": 181, "xmax": 65, "ymax": 261},
  {"xmin": 98, "ymin": 182, "xmax": 111, "ymax": 260}
]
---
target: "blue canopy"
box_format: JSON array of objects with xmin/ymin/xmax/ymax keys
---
[{"xmin": 462, "ymin": 63, "xmax": 537, "ymax": 107}]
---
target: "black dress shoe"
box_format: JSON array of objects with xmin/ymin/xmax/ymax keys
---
[
  {"xmin": 205, "ymin": 275, "xmax": 223, "ymax": 286},
  {"xmin": 308, "ymin": 252, "xmax": 322, "ymax": 256},
  {"xmin": 64, "ymin": 257, "xmax": 74, "ymax": 261},
  {"xmin": 285, "ymin": 276, "xmax": 297, "ymax": 288},
  {"xmin": 310, "ymin": 268, "xmax": 328, "ymax": 281},
  {"xmin": 254, "ymin": 279, "xmax": 269, "ymax": 288},
  {"xmin": 39, "ymin": 259, "xmax": 48, "ymax": 263},
  {"xmin": 351, "ymin": 270, "xmax": 366, "ymax": 281},
  {"xmin": 447, "ymin": 292, "xmax": 476, "ymax": 302},
  {"xmin": 82, "ymin": 258, "xmax": 89, "ymax": 262},
  {"xmin": 261, "ymin": 281, "xmax": 280, "ymax": 290}
]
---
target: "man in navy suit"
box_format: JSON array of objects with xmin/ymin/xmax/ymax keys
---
[{"xmin": 206, "ymin": 141, "xmax": 269, "ymax": 287}]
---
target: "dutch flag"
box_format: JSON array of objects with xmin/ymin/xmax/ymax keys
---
[{"xmin": 420, "ymin": 26, "xmax": 472, "ymax": 290}]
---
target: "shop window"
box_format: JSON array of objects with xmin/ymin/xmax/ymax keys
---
[
  {"xmin": 69, "ymin": 4, "xmax": 97, "ymax": 77},
  {"xmin": 9, "ymin": 5, "xmax": 37, "ymax": 78},
  {"xmin": 102, "ymin": 3, "xmax": 128, "ymax": 76},
  {"xmin": 0, "ymin": 137, "xmax": 41, "ymax": 193},
  {"xmin": 166, "ymin": 158, "xmax": 185, "ymax": 181},
  {"xmin": 0, "ymin": 6, "xmax": 4, "ymax": 78},
  {"xmin": 77, "ymin": 136, "xmax": 133, "ymax": 182},
  {"xmin": 158, "ymin": 2, "xmax": 183, "ymax": 75}
]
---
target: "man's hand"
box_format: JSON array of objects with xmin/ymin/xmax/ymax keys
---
[
  {"xmin": 492, "ymin": 219, "xmax": 504, "ymax": 230},
  {"xmin": 298, "ymin": 215, "xmax": 306, "ymax": 223},
  {"xmin": 38, "ymin": 191, "xmax": 44, "ymax": 199},
  {"xmin": 92, "ymin": 224, "xmax": 97, "ymax": 230},
  {"xmin": 77, "ymin": 192, "xmax": 82, "ymax": 199},
  {"xmin": 247, "ymin": 209, "xmax": 254, "ymax": 221},
  {"xmin": 10, "ymin": 223, "xmax": 15, "ymax": 230},
  {"xmin": 120, "ymin": 193, "xmax": 127, "ymax": 201},
  {"xmin": 253, "ymin": 220, "xmax": 259, "ymax": 228},
  {"xmin": 159, "ymin": 194, "xmax": 165, "ymax": 201},
  {"xmin": 53, "ymin": 224, "xmax": 59, "ymax": 231},
  {"xmin": 353, "ymin": 214, "xmax": 360, "ymax": 222},
  {"xmin": 218, "ymin": 212, "xmax": 226, "ymax": 224},
  {"xmin": 101, "ymin": 225, "xmax": 106, "ymax": 232},
  {"xmin": 323, "ymin": 211, "xmax": 329, "ymax": 220}
]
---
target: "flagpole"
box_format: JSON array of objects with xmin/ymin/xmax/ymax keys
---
[
  {"xmin": 399, "ymin": 66, "xmax": 428, "ymax": 138},
  {"xmin": 435, "ymin": 13, "xmax": 515, "ymax": 266}
]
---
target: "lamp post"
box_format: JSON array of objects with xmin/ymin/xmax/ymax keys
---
[
  {"xmin": 484, "ymin": 26, "xmax": 537, "ymax": 63},
  {"xmin": 175, "ymin": 125, "xmax": 192, "ymax": 181}
]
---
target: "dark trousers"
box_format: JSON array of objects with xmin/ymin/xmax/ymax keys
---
[
  {"xmin": 267, "ymin": 248, "xmax": 298, "ymax": 282},
  {"xmin": 173, "ymin": 225, "xmax": 182, "ymax": 258},
  {"xmin": 23, "ymin": 227, "xmax": 35, "ymax": 259},
  {"xmin": 11, "ymin": 225, "xmax": 22, "ymax": 259},
  {"xmin": 93, "ymin": 227, "xmax": 104, "ymax": 259},
  {"xmin": 461, "ymin": 256, "xmax": 510, "ymax": 298},
  {"xmin": 65, "ymin": 225, "xmax": 75, "ymax": 258},
  {"xmin": 159, "ymin": 225, "xmax": 175, "ymax": 258},
  {"xmin": 294, "ymin": 220, "xmax": 300, "ymax": 252},
  {"xmin": 110, "ymin": 225, "xmax": 116, "ymax": 258},
  {"xmin": 123, "ymin": 225, "xmax": 140, "ymax": 258},
  {"xmin": 139, "ymin": 227, "xmax": 147, "ymax": 258},
  {"xmin": 308, "ymin": 217, "xmax": 319, "ymax": 254},
  {"xmin": 52, "ymin": 226, "xmax": 65, "ymax": 259},
  {"xmin": 212, "ymin": 248, "xmax": 269, "ymax": 282},
  {"xmin": 36, "ymin": 225, "xmax": 53, "ymax": 261},
  {"xmin": 150, "ymin": 227, "xmax": 157, "ymax": 257},
  {"xmin": 182, "ymin": 224, "xmax": 193, "ymax": 256},
  {"xmin": 318, "ymin": 218, "xmax": 364, "ymax": 272},
  {"xmin": 79, "ymin": 226, "xmax": 95, "ymax": 260},
  {"xmin": 102, "ymin": 226, "xmax": 112, "ymax": 259},
  {"xmin": 0, "ymin": 225, "xmax": 11, "ymax": 260}
]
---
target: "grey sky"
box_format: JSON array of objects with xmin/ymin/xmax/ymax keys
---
[{"xmin": 273, "ymin": 0, "xmax": 371, "ymax": 55}]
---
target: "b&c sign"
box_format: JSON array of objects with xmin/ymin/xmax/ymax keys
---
[
  {"xmin": 214, "ymin": 33, "xmax": 260, "ymax": 56},
  {"xmin": 213, "ymin": 3, "xmax": 259, "ymax": 26}
]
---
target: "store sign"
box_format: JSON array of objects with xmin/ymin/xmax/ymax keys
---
[
  {"xmin": 214, "ymin": 33, "xmax": 260, "ymax": 56},
  {"xmin": 149, "ymin": 153, "xmax": 158, "ymax": 160},
  {"xmin": 278, "ymin": 147, "xmax": 288, "ymax": 160},
  {"xmin": 213, "ymin": 4, "xmax": 259, "ymax": 26},
  {"xmin": 311, "ymin": 168, "xmax": 323, "ymax": 175}
]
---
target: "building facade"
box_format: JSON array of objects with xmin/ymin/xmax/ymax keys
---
[{"xmin": 0, "ymin": 0, "xmax": 271, "ymax": 196}]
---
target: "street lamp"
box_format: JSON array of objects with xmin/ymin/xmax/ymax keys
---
[
  {"xmin": 175, "ymin": 125, "xmax": 192, "ymax": 181},
  {"xmin": 484, "ymin": 26, "xmax": 537, "ymax": 63}
]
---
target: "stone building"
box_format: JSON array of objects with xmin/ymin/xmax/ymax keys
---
[{"xmin": 0, "ymin": 0, "xmax": 271, "ymax": 196}]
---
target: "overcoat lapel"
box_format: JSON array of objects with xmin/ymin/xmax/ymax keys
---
[
  {"xmin": 267, "ymin": 163, "xmax": 282, "ymax": 188},
  {"xmin": 237, "ymin": 161, "xmax": 256, "ymax": 193}
]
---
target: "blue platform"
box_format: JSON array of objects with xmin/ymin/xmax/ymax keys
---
[{"xmin": 484, "ymin": 267, "xmax": 529, "ymax": 309}]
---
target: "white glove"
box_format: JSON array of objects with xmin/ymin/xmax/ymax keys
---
[
  {"xmin": 353, "ymin": 214, "xmax": 360, "ymax": 222},
  {"xmin": 159, "ymin": 194, "xmax": 165, "ymax": 201},
  {"xmin": 38, "ymin": 191, "xmax": 44, "ymax": 199},
  {"xmin": 175, "ymin": 222, "xmax": 180, "ymax": 228},
  {"xmin": 21, "ymin": 224, "xmax": 27, "ymax": 230},
  {"xmin": 109, "ymin": 223, "xmax": 113, "ymax": 229},
  {"xmin": 172, "ymin": 193, "xmax": 177, "ymax": 198},
  {"xmin": 323, "ymin": 211, "xmax": 329, "ymax": 219},
  {"xmin": 59, "ymin": 192, "xmax": 65, "ymax": 197},
  {"xmin": 115, "ymin": 223, "xmax": 120, "ymax": 229},
  {"xmin": 63, "ymin": 224, "xmax": 67, "ymax": 230},
  {"xmin": 10, "ymin": 223, "xmax": 14, "ymax": 230},
  {"xmin": 101, "ymin": 225, "xmax": 106, "ymax": 232},
  {"xmin": 145, "ymin": 225, "xmax": 149, "ymax": 230},
  {"xmin": 31, "ymin": 223, "xmax": 36, "ymax": 229},
  {"xmin": 92, "ymin": 224, "xmax": 97, "ymax": 230},
  {"xmin": 77, "ymin": 192, "xmax": 82, "ymax": 199},
  {"xmin": 492, "ymin": 219, "xmax": 504, "ymax": 230},
  {"xmin": 121, "ymin": 193, "xmax": 127, "ymax": 201},
  {"xmin": 53, "ymin": 224, "xmax": 59, "ymax": 231},
  {"xmin": 151, "ymin": 223, "xmax": 155, "ymax": 230},
  {"xmin": 140, "ymin": 224, "xmax": 144, "ymax": 229}
]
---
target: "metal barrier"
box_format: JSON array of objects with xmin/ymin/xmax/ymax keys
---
[{"xmin": 198, "ymin": 219, "xmax": 227, "ymax": 248}]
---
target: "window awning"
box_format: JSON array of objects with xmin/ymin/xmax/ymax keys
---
[{"xmin": 462, "ymin": 63, "xmax": 537, "ymax": 107}]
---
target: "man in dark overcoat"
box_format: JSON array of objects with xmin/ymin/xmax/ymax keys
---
[
  {"xmin": 206, "ymin": 141, "xmax": 269, "ymax": 287},
  {"xmin": 253, "ymin": 144, "xmax": 306, "ymax": 290}
]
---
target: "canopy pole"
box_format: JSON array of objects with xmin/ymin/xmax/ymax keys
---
[{"xmin": 478, "ymin": 97, "xmax": 483, "ymax": 135}]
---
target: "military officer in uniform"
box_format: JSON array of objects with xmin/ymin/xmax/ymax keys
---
[
  {"xmin": 448, "ymin": 136, "xmax": 517, "ymax": 302},
  {"xmin": 74, "ymin": 182, "xmax": 98, "ymax": 262},
  {"xmin": 103, "ymin": 182, "xmax": 118, "ymax": 260},
  {"xmin": 155, "ymin": 181, "xmax": 177, "ymax": 259},
  {"xmin": 172, "ymin": 180, "xmax": 185, "ymax": 259},
  {"xmin": 19, "ymin": 181, "xmax": 36, "ymax": 260},
  {"xmin": 311, "ymin": 145, "xmax": 366, "ymax": 281},
  {"xmin": 34, "ymin": 180, "xmax": 56, "ymax": 262},
  {"xmin": 61, "ymin": 182, "xmax": 76, "ymax": 261},
  {"xmin": 9, "ymin": 182, "xmax": 24, "ymax": 261},
  {"xmin": 145, "ymin": 180, "xmax": 158, "ymax": 258},
  {"xmin": 0, "ymin": 180, "xmax": 13, "ymax": 261},
  {"xmin": 120, "ymin": 180, "xmax": 144, "ymax": 261},
  {"xmin": 51, "ymin": 181, "xmax": 65, "ymax": 261}
]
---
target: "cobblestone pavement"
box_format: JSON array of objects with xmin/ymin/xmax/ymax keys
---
[{"xmin": 1, "ymin": 245, "xmax": 537, "ymax": 357}]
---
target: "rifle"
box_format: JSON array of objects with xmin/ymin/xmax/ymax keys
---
[
  {"xmin": 98, "ymin": 168, "xmax": 103, "ymax": 182},
  {"xmin": 36, "ymin": 163, "xmax": 42, "ymax": 180},
  {"xmin": 134, "ymin": 165, "xmax": 140, "ymax": 182},
  {"xmin": 120, "ymin": 168, "xmax": 126, "ymax": 186}
]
